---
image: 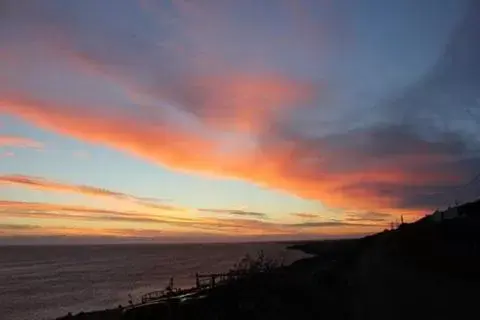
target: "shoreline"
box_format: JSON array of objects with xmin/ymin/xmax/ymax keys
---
[
  {"xmin": 52, "ymin": 242, "xmax": 318, "ymax": 320},
  {"xmin": 55, "ymin": 238, "xmax": 364, "ymax": 319}
]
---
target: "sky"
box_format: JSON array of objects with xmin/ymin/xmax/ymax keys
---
[{"xmin": 1, "ymin": 0, "xmax": 479, "ymax": 244}]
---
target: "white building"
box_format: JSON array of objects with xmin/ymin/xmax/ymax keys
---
[{"xmin": 432, "ymin": 207, "xmax": 460, "ymax": 222}]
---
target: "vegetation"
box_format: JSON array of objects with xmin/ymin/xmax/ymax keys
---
[{"xmin": 229, "ymin": 250, "xmax": 281, "ymax": 275}]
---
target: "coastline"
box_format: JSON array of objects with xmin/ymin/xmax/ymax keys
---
[
  {"xmin": 48, "ymin": 203, "xmax": 480, "ymax": 320},
  {"xmin": 50, "ymin": 242, "xmax": 317, "ymax": 320},
  {"xmin": 53, "ymin": 239, "xmax": 357, "ymax": 320}
]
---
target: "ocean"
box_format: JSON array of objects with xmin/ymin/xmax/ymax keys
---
[{"xmin": 0, "ymin": 242, "xmax": 307, "ymax": 320}]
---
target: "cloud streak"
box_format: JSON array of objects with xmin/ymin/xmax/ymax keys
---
[
  {"xmin": 0, "ymin": 135, "xmax": 43, "ymax": 148},
  {"xmin": 0, "ymin": 174, "xmax": 181, "ymax": 212},
  {"xmin": 343, "ymin": 211, "xmax": 392, "ymax": 224},
  {"xmin": 291, "ymin": 213, "xmax": 319, "ymax": 219},
  {"xmin": 0, "ymin": 223, "xmax": 40, "ymax": 230},
  {"xmin": 0, "ymin": 200, "xmax": 379, "ymax": 239},
  {"xmin": 198, "ymin": 208, "xmax": 267, "ymax": 218},
  {"xmin": 292, "ymin": 221, "xmax": 375, "ymax": 228}
]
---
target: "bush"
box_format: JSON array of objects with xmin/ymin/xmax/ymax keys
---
[{"xmin": 230, "ymin": 250, "xmax": 280, "ymax": 275}]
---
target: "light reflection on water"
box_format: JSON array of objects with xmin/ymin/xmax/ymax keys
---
[{"xmin": 0, "ymin": 243, "xmax": 307, "ymax": 320}]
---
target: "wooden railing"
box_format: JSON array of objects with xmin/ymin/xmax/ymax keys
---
[
  {"xmin": 195, "ymin": 271, "xmax": 244, "ymax": 289},
  {"xmin": 140, "ymin": 271, "xmax": 246, "ymax": 304},
  {"xmin": 141, "ymin": 290, "xmax": 168, "ymax": 303}
]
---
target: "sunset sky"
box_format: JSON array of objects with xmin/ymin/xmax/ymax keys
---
[{"xmin": 1, "ymin": 0, "xmax": 479, "ymax": 243}]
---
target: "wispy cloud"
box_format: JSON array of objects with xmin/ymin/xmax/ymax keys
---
[
  {"xmin": 0, "ymin": 135, "xmax": 43, "ymax": 148},
  {"xmin": 0, "ymin": 174, "xmax": 129, "ymax": 198},
  {"xmin": 0, "ymin": 223, "xmax": 45, "ymax": 236},
  {"xmin": 0, "ymin": 174, "xmax": 180, "ymax": 212},
  {"xmin": 0, "ymin": 200, "xmax": 274, "ymax": 234},
  {"xmin": 0, "ymin": 200, "xmax": 223, "ymax": 233},
  {"xmin": 291, "ymin": 213, "xmax": 319, "ymax": 219},
  {"xmin": 291, "ymin": 221, "xmax": 375, "ymax": 228},
  {"xmin": 0, "ymin": 200, "xmax": 380, "ymax": 238},
  {"xmin": 290, "ymin": 211, "xmax": 391, "ymax": 227},
  {"xmin": 0, "ymin": 223, "xmax": 40, "ymax": 230},
  {"xmin": 0, "ymin": 223, "xmax": 204, "ymax": 241},
  {"xmin": 344, "ymin": 211, "xmax": 392, "ymax": 223},
  {"xmin": 198, "ymin": 208, "xmax": 267, "ymax": 218},
  {"xmin": 0, "ymin": 151, "xmax": 14, "ymax": 158}
]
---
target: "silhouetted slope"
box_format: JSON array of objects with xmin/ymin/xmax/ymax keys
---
[{"xmin": 346, "ymin": 198, "xmax": 480, "ymax": 320}]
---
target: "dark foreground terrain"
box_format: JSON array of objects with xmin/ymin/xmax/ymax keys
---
[{"xmin": 58, "ymin": 199, "xmax": 480, "ymax": 320}]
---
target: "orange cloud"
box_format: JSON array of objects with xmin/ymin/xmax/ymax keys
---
[
  {"xmin": 68, "ymin": 49, "xmax": 315, "ymax": 134},
  {"xmin": 0, "ymin": 223, "xmax": 186, "ymax": 239},
  {"xmin": 0, "ymin": 98, "xmax": 221, "ymax": 170},
  {"xmin": 178, "ymin": 73, "xmax": 315, "ymax": 133},
  {"xmin": 0, "ymin": 97, "xmax": 462, "ymax": 217}
]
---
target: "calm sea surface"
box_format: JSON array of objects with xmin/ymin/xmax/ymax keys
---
[{"xmin": 0, "ymin": 243, "xmax": 306, "ymax": 320}]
